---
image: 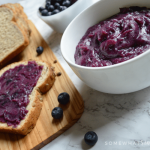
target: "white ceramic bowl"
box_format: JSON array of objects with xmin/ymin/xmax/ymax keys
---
[
  {"xmin": 37, "ymin": 0, "xmax": 95, "ymax": 33},
  {"xmin": 61, "ymin": 0, "xmax": 150, "ymax": 94}
]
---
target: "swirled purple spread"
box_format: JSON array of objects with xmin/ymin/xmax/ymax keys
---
[
  {"xmin": 74, "ymin": 6, "xmax": 150, "ymax": 67},
  {"xmin": 0, "ymin": 61, "xmax": 43, "ymax": 127}
]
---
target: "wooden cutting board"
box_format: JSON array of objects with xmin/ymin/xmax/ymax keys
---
[{"xmin": 0, "ymin": 21, "xmax": 84, "ymax": 150}]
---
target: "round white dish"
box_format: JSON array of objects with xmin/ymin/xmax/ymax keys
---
[
  {"xmin": 37, "ymin": 0, "xmax": 95, "ymax": 33},
  {"xmin": 61, "ymin": 0, "xmax": 150, "ymax": 94}
]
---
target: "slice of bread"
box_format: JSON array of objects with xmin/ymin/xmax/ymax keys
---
[
  {"xmin": 1, "ymin": 3, "xmax": 31, "ymax": 37},
  {"xmin": 0, "ymin": 60, "xmax": 55, "ymax": 135},
  {"xmin": 0, "ymin": 6, "xmax": 29, "ymax": 67},
  {"xmin": 0, "ymin": 4, "xmax": 30, "ymax": 44}
]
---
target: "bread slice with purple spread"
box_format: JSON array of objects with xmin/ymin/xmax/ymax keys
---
[{"xmin": 0, "ymin": 60, "xmax": 55, "ymax": 135}]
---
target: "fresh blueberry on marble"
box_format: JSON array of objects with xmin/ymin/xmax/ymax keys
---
[
  {"xmin": 58, "ymin": 92, "xmax": 70, "ymax": 105},
  {"xmin": 84, "ymin": 131, "xmax": 98, "ymax": 146},
  {"xmin": 52, "ymin": 107, "xmax": 63, "ymax": 119},
  {"xmin": 36, "ymin": 46, "xmax": 44, "ymax": 54}
]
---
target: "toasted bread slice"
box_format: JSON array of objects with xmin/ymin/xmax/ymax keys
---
[
  {"xmin": 0, "ymin": 60, "xmax": 55, "ymax": 135},
  {"xmin": 0, "ymin": 7, "xmax": 28, "ymax": 67}
]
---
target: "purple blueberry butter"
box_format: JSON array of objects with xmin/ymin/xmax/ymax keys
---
[
  {"xmin": 0, "ymin": 61, "xmax": 43, "ymax": 127},
  {"xmin": 74, "ymin": 6, "xmax": 150, "ymax": 67}
]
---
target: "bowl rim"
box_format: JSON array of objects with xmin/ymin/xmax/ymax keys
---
[
  {"xmin": 61, "ymin": 0, "xmax": 150, "ymax": 70},
  {"xmin": 37, "ymin": 0, "xmax": 80, "ymax": 19}
]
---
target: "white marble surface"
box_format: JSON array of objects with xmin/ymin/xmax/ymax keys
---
[{"xmin": 2, "ymin": 0, "xmax": 150, "ymax": 149}]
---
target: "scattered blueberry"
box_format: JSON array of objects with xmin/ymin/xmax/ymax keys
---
[
  {"xmin": 54, "ymin": 2, "xmax": 60, "ymax": 8},
  {"xmin": 52, "ymin": 107, "xmax": 63, "ymax": 119},
  {"xmin": 58, "ymin": 92, "xmax": 70, "ymax": 105},
  {"xmin": 39, "ymin": 7, "xmax": 45, "ymax": 12},
  {"xmin": 41, "ymin": 9, "xmax": 48, "ymax": 16},
  {"xmin": 84, "ymin": 131, "xmax": 98, "ymax": 146},
  {"xmin": 62, "ymin": 0, "xmax": 71, "ymax": 7},
  {"xmin": 52, "ymin": 9, "xmax": 60, "ymax": 15},
  {"xmin": 47, "ymin": 5, "xmax": 55, "ymax": 11},
  {"xmin": 36, "ymin": 46, "xmax": 44, "ymax": 54}
]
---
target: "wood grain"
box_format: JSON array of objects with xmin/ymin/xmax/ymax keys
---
[{"xmin": 0, "ymin": 21, "xmax": 84, "ymax": 150}]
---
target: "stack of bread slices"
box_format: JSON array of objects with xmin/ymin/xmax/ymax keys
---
[
  {"xmin": 0, "ymin": 3, "xmax": 31, "ymax": 67},
  {"xmin": 0, "ymin": 3, "xmax": 56, "ymax": 135}
]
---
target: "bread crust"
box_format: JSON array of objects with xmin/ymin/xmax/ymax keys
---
[{"xmin": 0, "ymin": 60, "xmax": 55, "ymax": 135}]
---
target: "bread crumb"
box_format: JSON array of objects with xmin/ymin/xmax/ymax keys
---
[
  {"xmin": 32, "ymin": 103, "xmax": 35, "ymax": 107},
  {"xmin": 51, "ymin": 66, "xmax": 55, "ymax": 70},
  {"xmin": 57, "ymin": 72, "xmax": 62, "ymax": 76},
  {"xmin": 53, "ymin": 72, "xmax": 56, "ymax": 77},
  {"xmin": 40, "ymin": 97, "xmax": 43, "ymax": 102},
  {"xmin": 53, "ymin": 60, "xmax": 57, "ymax": 63}
]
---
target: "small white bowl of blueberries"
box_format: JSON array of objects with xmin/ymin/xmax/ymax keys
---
[{"xmin": 37, "ymin": 0, "xmax": 95, "ymax": 33}]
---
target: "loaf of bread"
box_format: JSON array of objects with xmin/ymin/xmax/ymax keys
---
[
  {"xmin": 0, "ymin": 60, "xmax": 55, "ymax": 135},
  {"xmin": 0, "ymin": 4, "xmax": 31, "ymax": 67}
]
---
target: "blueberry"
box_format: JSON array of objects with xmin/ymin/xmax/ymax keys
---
[
  {"xmin": 58, "ymin": 92, "xmax": 70, "ymax": 105},
  {"xmin": 55, "ymin": 0, "xmax": 63, "ymax": 3},
  {"xmin": 57, "ymin": 5, "xmax": 62, "ymax": 11},
  {"xmin": 47, "ymin": 12, "xmax": 52, "ymax": 16},
  {"xmin": 84, "ymin": 131, "xmax": 98, "ymax": 146},
  {"xmin": 51, "ymin": 0, "xmax": 56, "ymax": 4},
  {"xmin": 52, "ymin": 9, "xmax": 60, "ymax": 15},
  {"xmin": 52, "ymin": 107, "xmax": 63, "ymax": 119},
  {"xmin": 54, "ymin": 2, "xmax": 60, "ymax": 8},
  {"xmin": 62, "ymin": 0, "xmax": 71, "ymax": 7},
  {"xmin": 41, "ymin": 9, "xmax": 48, "ymax": 16},
  {"xmin": 45, "ymin": 1, "xmax": 51, "ymax": 9},
  {"xmin": 47, "ymin": 5, "xmax": 55, "ymax": 11},
  {"xmin": 72, "ymin": 0, "xmax": 77, "ymax": 4},
  {"xmin": 39, "ymin": 7, "xmax": 45, "ymax": 12},
  {"xmin": 62, "ymin": 6, "xmax": 67, "ymax": 11},
  {"xmin": 47, "ymin": 1, "xmax": 51, "ymax": 5},
  {"xmin": 36, "ymin": 46, "xmax": 44, "ymax": 54}
]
